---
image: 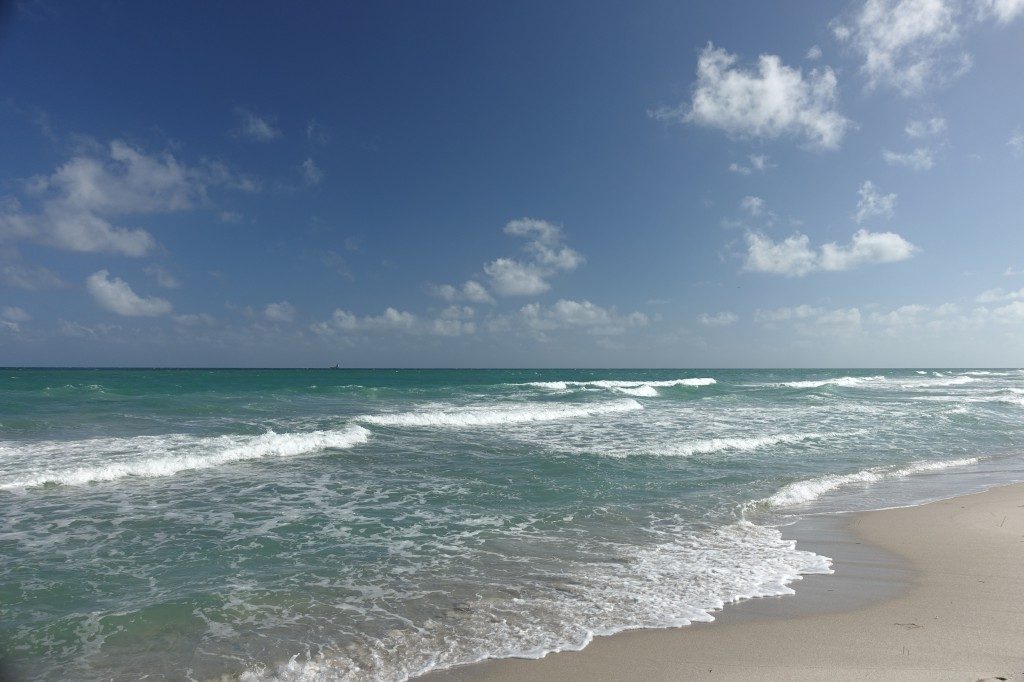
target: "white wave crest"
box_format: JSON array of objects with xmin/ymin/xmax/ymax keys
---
[
  {"xmin": 0, "ymin": 425, "xmax": 371, "ymax": 490},
  {"xmin": 766, "ymin": 457, "xmax": 979, "ymax": 507},
  {"xmin": 523, "ymin": 378, "xmax": 716, "ymax": 396},
  {"xmin": 899, "ymin": 376, "xmax": 977, "ymax": 389},
  {"xmin": 780, "ymin": 375, "xmax": 886, "ymax": 389},
  {"xmin": 611, "ymin": 432, "xmax": 832, "ymax": 459},
  {"xmin": 358, "ymin": 399, "xmax": 643, "ymax": 428}
]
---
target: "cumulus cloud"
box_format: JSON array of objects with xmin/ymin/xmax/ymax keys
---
[
  {"xmin": 510, "ymin": 299, "xmax": 649, "ymax": 337},
  {"xmin": 0, "ymin": 140, "xmax": 252, "ymax": 256},
  {"xmin": 743, "ymin": 229, "xmax": 917, "ymax": 276},
  {"xmin": 855, "ymin": 180, "xmax": 897, "ymax": 223},
  {"xmin": 482, "ymin": 218, "xmax": 583, "ymax": 296},
  {"xmin": 233, "ymin": 109, "xmax": 282, "ymax": 141},
  {"xmin": 86, "ymin": 269, "xmax": 173, "ymax": 317},
  {"xmin": 905, "ymin": 116, "xmax": 947, "ymax": 137},
  {"xmin": 652, "ymin": 43, "xmax": 851, "ymax": 149},
  {"xmin": 428, "ymin": 280, "xmax": 495, "ymax": 304},
  {"xmin": 312, "ymin": 307, "xmax": 418, "ymax": 335},
  {"xmin": 976, "ymin": 287, "xmax": 1024, "ymax": 303},
  {"xmin": 264, "ymin": 301, "xmax": 296, "ymax": 323},
  {"xmin": 806, "ymin": 45, "xmax": 823, "ymax": 60},
  {"xmin": 883, "ymin": 146, "xmax": 935, "ymax": 169},
  {"xmin": 698, "ymin": 312, "xmax": 739, "ymax": 326}
]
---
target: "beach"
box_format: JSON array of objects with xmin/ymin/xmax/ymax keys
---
[{"xmin": 432, "ymin": 483, "xmax": 1024, "ymax": 681}]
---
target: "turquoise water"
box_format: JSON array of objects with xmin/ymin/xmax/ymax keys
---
[{"xmin": 2, "ymin": 368, "xmax": 1023, "ymax": 680}]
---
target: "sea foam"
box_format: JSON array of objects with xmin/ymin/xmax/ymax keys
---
[
  {"xmin": 357, "ymin": 399, "xmax": 643, "ymax": 427},
  {"xmin": 524, "ymin": 378, "xmax": 716, "ymax": 396},
  {"xmin": 610, "ymin": 432, "xmax": 832, "ymax": 459},
  {"xmin": 0, "ymin": 425, "xmax": 371, "ymax": 489},
  {"xmin": 779, "ymin": 375, "xmax": 886, "ymax": 389}
]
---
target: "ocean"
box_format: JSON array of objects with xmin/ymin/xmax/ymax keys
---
[{"xmin": 2, "ymin": 368, "xmax": 1023, "ymax": 680}]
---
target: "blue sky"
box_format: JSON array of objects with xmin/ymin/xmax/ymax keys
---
[{"xmin": 1, "ymin": 0, "xmax": 1023, "ymax": 367}]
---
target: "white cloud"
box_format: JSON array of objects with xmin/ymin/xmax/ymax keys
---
[
  {"xmin": 883, "ymin": 146, "xmax": 935, "ymax": 169},
  {"xmin": 755, "ymin": 305, "xmax": 824, "ymax": 322},
  {"xmin": 0, "ymin": 140, "xmax": 250, "ymax": 256},
  {"xmin": 744, "ymin": 228, "xmax": 917, "ymax": 276},
  {"xmin": 512, "ymin": 299, "xmax": 649, "ymax": 336},
  {"xmin": 806, "ymin": 45, "xmax": 823, "ymax": 60},
  {"xmin": 740, "ymin": 195, "xmax": 765, "ymax": 216},
  {"xmin": 833, "ymin": 0, "xmax": 966, "ymax": 94},
  {"xmin": 144, "ymin": 264, "xmax": 181, "ymax": 289},
  {"xmin": 976, "ymin": 0, "xmax": 1024, "ymax": 23},
  {"xmin": 483, "ymin": 258, "xmax": 550, "ymax": 296},
  {"xmin": 976, "ymin": 287, "xmax": 1024, "ymax": 303},
  {"xmin": 1010, "ymin": 128, "xmax": 1024, "ymax": 157},
  {"xmin": 834, "ymin": 0, "xmax": 1023, "ymax": 95},
  {"xmin": 698, "ymin": 311, "xmax": 739, "ymax": 326},
  {"xmin": 86, "ymin": 269, "xmax": 173, "ymax": 317},
  {"xmin": 234, "ymin": 109, "xmax": 282, "ymax": 142},
  {"xmin": 173, "ymin": 313, "xmax": 215, "ymax": 326},
  {"xmin": 905, "ymin": 116, "xmax": 947, "ymax": 137},
  {"xmin": 653, "ymin": 43, "xmax": 851, "ymax": 150},
  {"xmin": 728, "ymin": 154, "xmax": 772, "ymax": 175},
  {"xmin": 854, "ymin": 180, "xmax": 897, "ymax": 223},
  {"xmin": 428, "ymin": 280, "xmax": 495, "ymax": 304},
  {"xmin": 264, "ymin": 301, "xmax": 296, "ymax": 323},
  {"xmin": 430, "ymin": 305, "xmax": 477, "ymax": 337},
  {"xmin": 301, "ymin": 158, "xmax": 323, "ymax": 185},
  {"xmin": 483, "ymin": 218, "xmax": 583, "ymax": 296},
  {"xmin": 313, "ymin": 307, "xmax": 418, "ymax": 335}
]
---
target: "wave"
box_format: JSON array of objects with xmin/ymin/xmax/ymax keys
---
[
  {"xmin": 899, "ymin": 376, "xmax": 977, "ymax": 389},
  {"xmin": 0, "ymin": 425, "xmax": 371, "ymax": 490},
  {"xmin": 778, "ymin": 375, "xmax": 886, "ymax": 389},
  {"xmin": 523, "ymin": 378, "xmax": 716, "ymax": 396},
  {"xmin": 357, "ymin": 399, "xmax": 643, "ymax": 428},
  {"xmin": 765, "ymin": 457, "xmax": 979, "ymax": 507},
  {"xmin": 609, "ymin": 432, "xmax": 833, "ymax": 459}
]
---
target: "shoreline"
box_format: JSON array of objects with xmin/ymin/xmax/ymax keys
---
[{"xmin": 425, "ymin": 483, "xmax": 1024, "ymax": 681}]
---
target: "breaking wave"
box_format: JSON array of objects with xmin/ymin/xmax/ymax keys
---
[
  {"xmin": 357, "ymin": 399, "xmax": 643, "ymax": 428},
  {"xmin": 607, "ymin": 432, "xmax": 833, "ymax": 459},
  {"xmin": 0, "ymin": 425, "xmax": 371, "ymax": 489},
  {"xmin": 779, "ymin": 375, "xmax": 886, "ymax": 389},
  {"xmin": 765, "ymin": 457, "xmax": 979, "ymax": 507}
]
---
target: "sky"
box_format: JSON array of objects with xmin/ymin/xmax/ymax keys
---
[{"xmin": 1, "ymin": 0, "xmax": 1023, "ymax": 367}]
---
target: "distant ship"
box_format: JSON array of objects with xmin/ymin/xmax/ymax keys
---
[{"xmin": 329, "ymin": 363, "xmax": 342, "ymax": 369}]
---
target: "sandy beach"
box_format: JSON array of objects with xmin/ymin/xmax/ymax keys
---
[{"xmin": 429, "ymin": 483, "xmax": 1024, "ymax": 681}]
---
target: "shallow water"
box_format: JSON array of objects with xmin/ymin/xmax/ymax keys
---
[{"xmin": 1, "ymin": 368, "xmax": 1023, "ymax": 680}]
